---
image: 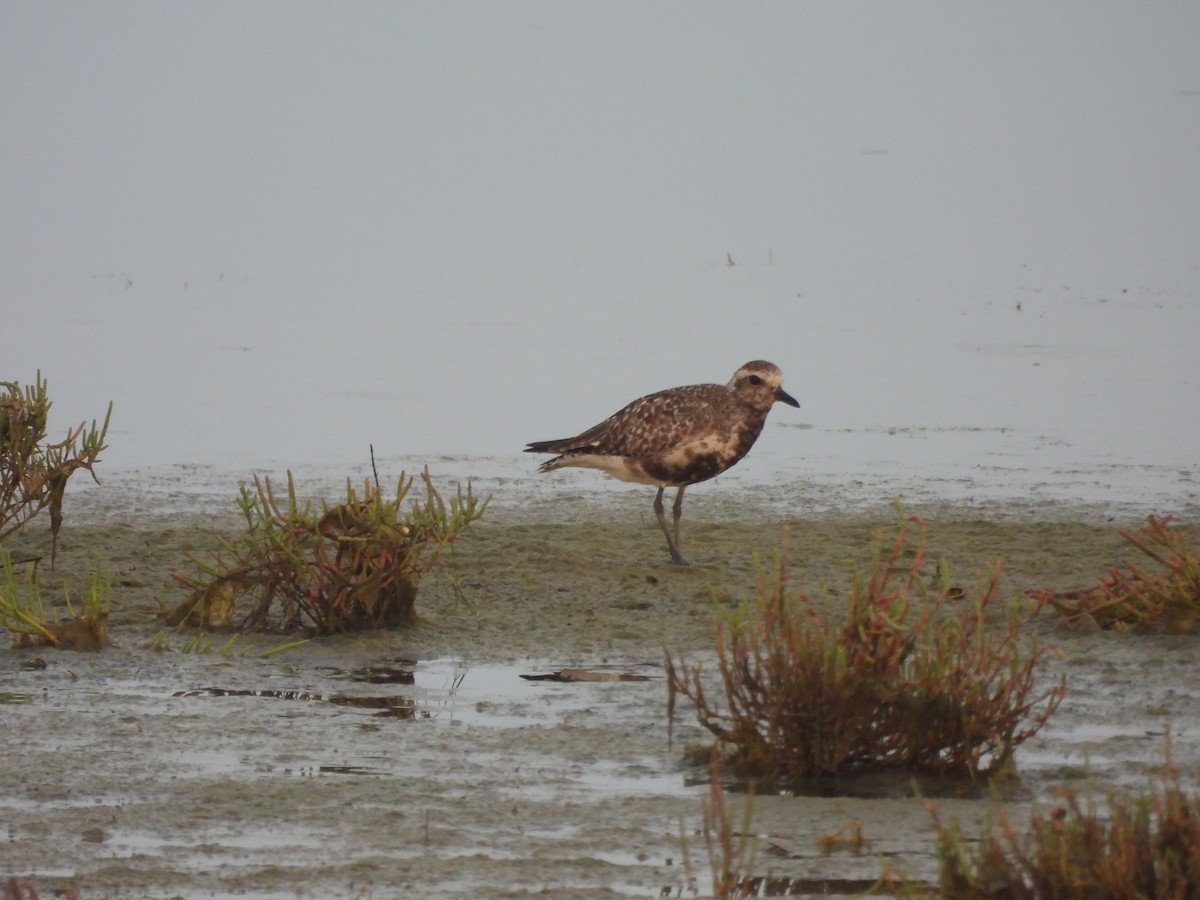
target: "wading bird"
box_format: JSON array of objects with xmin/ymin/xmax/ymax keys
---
[{"xmin": 525, "ymin": 360, "xmax": 799, "ymax": 565}]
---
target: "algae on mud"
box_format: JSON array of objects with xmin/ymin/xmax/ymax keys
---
[{"xmin": 2, "ymin": 484, "xmax": 1199, "ymax": 898}]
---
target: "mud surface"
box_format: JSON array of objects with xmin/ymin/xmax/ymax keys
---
[{"xmin": 4, "ymin": 477, "xmax": 1200, "ymax": 898}]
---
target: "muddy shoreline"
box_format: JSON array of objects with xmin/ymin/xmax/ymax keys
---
[{"xmin": 4, "ymin": 484, "xmax": 1199, "ymax": 898}]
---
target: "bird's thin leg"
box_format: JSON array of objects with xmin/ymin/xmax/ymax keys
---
[
  {"xmin": 653, "ymin": 486, "xmax": 690, "ymax": 566},
  {"xmin": 672, "ymin": 485, "xmax": 686, "ymax": 555},
  {"xmin": 652, "ymin": 487, "xmax": 671, "ymax": 554}
]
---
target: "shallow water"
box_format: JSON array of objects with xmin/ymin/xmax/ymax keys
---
[
  {"xmin": 5, "ymin": 9, "xmax": 1198, "ymax": 498},
  {"xmin": 6, "ymin": 633, "xmax": 1200, "ymax": 898}
]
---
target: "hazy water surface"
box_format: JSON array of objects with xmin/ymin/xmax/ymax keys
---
[{"xmin": 4, "ymin": 5, "xmax": 1197, "ymax": 515}]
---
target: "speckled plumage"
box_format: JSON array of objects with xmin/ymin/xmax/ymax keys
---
[{"xmin": 525, "ymin": 360, "xmax": 799, "ymax": 565}]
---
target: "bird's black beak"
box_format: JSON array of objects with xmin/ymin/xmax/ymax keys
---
[{"xmin": 776, "ymin": 387, "xmax": 800, "ymax": 408}]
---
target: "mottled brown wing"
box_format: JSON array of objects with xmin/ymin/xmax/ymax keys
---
[{"xmin": 573, "ymin": 384, "xmax": 729, "ymax": 456}]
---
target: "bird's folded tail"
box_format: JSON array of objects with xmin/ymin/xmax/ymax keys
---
[
  {"xmin": 526, "ymin": 440, "xmax": 592, "ymax": 474},
  {"xmin": 524, "ymin": 438, "xmax": 569, "ymax": 454}
]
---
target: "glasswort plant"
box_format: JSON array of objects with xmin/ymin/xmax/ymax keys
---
[{"xmin": 667, "ymin": 515, "xmax": 1063, "ymax": 789}]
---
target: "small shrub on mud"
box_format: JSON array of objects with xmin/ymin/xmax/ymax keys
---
[
  {"xmin": 928, "ymin": 742, "xmax": 1200, "ymax": 898},
  {"xmin": 666, "ymin": 516, "xmax": 1064, "ymax": 789},
  {"xmin": 0, "ymin": 373, "xmax": 111, "ymax": 561},
  {"xmin": 169, "ymin": 468, "xmax": 486, "ymax": 634},
  {"xmin": 0, "ymin": 552, "xmax": 110, "ymax": 650},
  {"xmin": 1030, "ymin": 515, "xmax": 1200, "ymax": 633}
]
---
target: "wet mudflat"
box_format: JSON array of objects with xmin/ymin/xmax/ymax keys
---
[{"xmin": 3, "ymin": 486, "xmax": 1200, "ymax": 899}]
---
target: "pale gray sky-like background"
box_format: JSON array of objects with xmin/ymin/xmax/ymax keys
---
[{"xmin": 3, "ymin": 3, "xmax": 1198, "ymax": 513}]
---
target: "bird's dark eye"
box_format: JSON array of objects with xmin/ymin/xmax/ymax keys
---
[{"xmin": 748, "ymin": 375, "xmax": 763, "ymax": 386}]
